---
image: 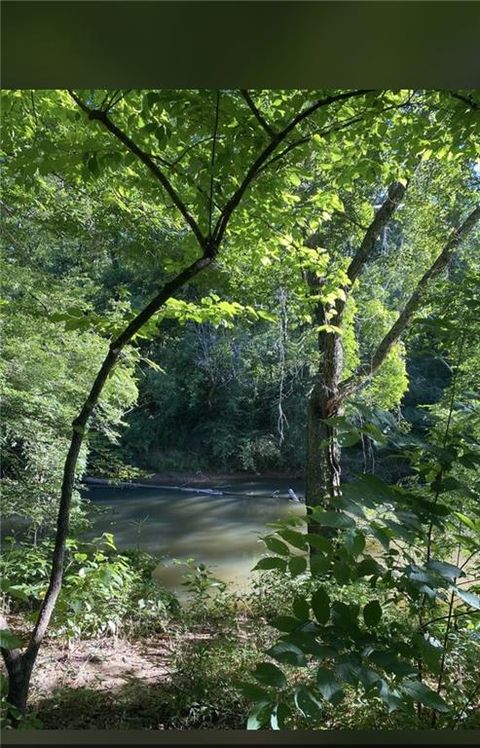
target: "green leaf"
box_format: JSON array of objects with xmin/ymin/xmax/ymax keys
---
[
  {"xmin": 369, "ymin": 650, "xmax": 416, "ymax": 678},
  {"xmin": 0, "ymin": 629, "xmax": 22, "ymax": 649},
  {"xmin": 342, "ymin": 474, "xmax": 399, "ymax": 504},
  {"xmin": 331, "ymin": 601, "xmax": 360, "ymax": 634},
  {"xmin": 289, "ymin": 556, "xmax": 307, "ymax": 577},
  {"xmin": 363, "ymin": 600, "xmax": 383, "ymax": 627},
  {"xmin": 338, "ymin": 431, "xmax": 361, "ymax": 447},
  {"xmin": 344, "ymin": 529, "xmax": 366, "ymax": 557},
  {"xmin": 292, "ymin": 595, "xmax": 310, "ymax": 621},
  {"xmin": 247, "ymin": 700, "xmax": 272, "ymax": 730},
  {"xmin": 252, "ymin": 662, "xmax": 287, "ymax": 689},
  {"xmin": 333, "ymin": 560, "xmax": 350, "ymax": 585},
  {"xmin": 401, "ymin": 680, "xmax": 450, "ymax": 712},
  {"xmin": 267, "ymin": 642, "xmax": 307, "ymax": 667},
  {"xmin": 310, "ymin": 553, "xmax": 330, "ymax": 577},
  {"xmin": 277, "ymin": 528, "xmax": 308, "ymax": 550},
  {"xmin": 252, "ymin": 557, "xmax": 287, "ymax": 572},
  {"xmin": 454, "ymin": 588, "xmax": 480, "ymax": 609},
  {"xmin": 426, "ymin": 560, "xmax": 464, "ymax": 581},
  {"xmin": 311, "ymin": 509, "xmax": 355, "ymax": 529},
  {"xmin": 306, "ymin": 533, "xmax": 332, "ymax": 553},
  {"xmin": 356, "ymin": 556, "xmax": 382, "ymax": 578},
  {"xmin": 270, "ymin": 615, "xmax": 303, "ymax": 633},
  {"xmin": 316, "ymin": 667, "xmax": 343, "ymax": 701},
  {"xmin": 412, "ymin": 636, "xmax": 442, "ymax": 673},
  {"xmin": 335, "ymin": 654, "xmax": 361, "ymax": 686},
  {"xmin": 270, "ymin": 701, "xmax": 290, "ymax": 730},
  {"xmin": 285, "ymin": 633, "xmax": 336, "ymax": 659},
  {"xmin": 263, "ymin": 536, "xmax": 291, "ymax": 556},
  {"xmin": 237, "ymin": 681, "xmax": 272, "ymax": 701},
  {"xmin": 294, "ymin": 685, "xmax": 323, "ymax": 719},
  {"xmin": 311, "ymin": 587, "xmax": 331, "ymax": 625}
]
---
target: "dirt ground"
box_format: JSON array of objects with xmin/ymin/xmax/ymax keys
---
[{"xmin": 35, "ymin": 635, "xmax": 182, "ymax": 698}]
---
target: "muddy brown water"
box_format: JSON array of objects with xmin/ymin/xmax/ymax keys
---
[{"xmin": 85, "ymin": 479, "xmax": 305, "ymax": 594}]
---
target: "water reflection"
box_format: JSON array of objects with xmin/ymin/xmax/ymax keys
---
[{"xmin": 84, "ymin": 480, "xmax": 305, "ymax": 593}]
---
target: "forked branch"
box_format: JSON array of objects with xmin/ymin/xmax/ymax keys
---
[{"xmin": 340, "ymin": 203, "xmax": 480, "ymax": 400}]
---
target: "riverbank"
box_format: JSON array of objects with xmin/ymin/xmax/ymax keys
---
[{"xmin": 83, "ymin": 469, "xmax": 303, "ymax": 489}]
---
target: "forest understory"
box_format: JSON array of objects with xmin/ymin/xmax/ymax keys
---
[{"xmin": 1, "ymin": 87, "xmax": 479, "ymax": 732}]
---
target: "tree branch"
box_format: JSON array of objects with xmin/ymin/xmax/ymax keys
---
[
  {"xmin": 213, "ymin": 89, "xmax": 374, "ymax": 246},
  {"xmin": 240, "ymin": 90, "xmax": 276, "ymax": 137},
  {"xmin": 25, "ymin": 252, "xmax": 214, "ymax": 658},
  {"xmin": 68, "ymin": 91, "xmax": 207, "ymax": 251},
  {"xmin": 449, "ymin": 91, "xmax": 480, "ymax": 111},
  {"xmin": 346, "ymin": 180, "xmax": 407, "ymax": 286},
  {"xmin": 208, "ymin": 91, "xmax": 221, "ymax": 237},
  {"xmin": 340, "ymin": 203, "xmax": 480, "ymax": 400}
]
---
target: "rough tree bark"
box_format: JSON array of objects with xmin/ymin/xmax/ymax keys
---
[
  {"xmin": 1, "ymin": 88, "xmax": 372, "ymax": 716},
  {"xmin": 305, "ymin": 181, "xmax": 408, "ymax": 514},
  {"xmin": 305, "ymin": 196, "xmax": 480, "ymax": 532}
]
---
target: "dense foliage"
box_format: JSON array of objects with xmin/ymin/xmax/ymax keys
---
[{"xmin": 1, "ymin": 88, "xmax": 479, "ymax": 729}]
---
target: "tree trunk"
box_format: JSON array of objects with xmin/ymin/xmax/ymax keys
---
[
  {"xmin": 305, "ymin": 326, "xmax": 343, "ymax": 538},
  {"xmin": 3, "ymin": 649, "xmax": 35, "ymax": 717}
]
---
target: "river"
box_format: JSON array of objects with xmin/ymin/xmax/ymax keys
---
[{"xmin": 84, "ymin": 479, "xmax": 305, "ymax": 593}]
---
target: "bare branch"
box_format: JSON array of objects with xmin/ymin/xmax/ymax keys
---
[
  {"xmin": 68, "ymin": 91, "xmax": 207, "ymax": 251},
  {"xmin": 241, "ymin": 90, "xmax": 276, "ymax": 137},
  {"xmin": 340, "ymin": 203, "xmax": 480, "ymax": 400}
]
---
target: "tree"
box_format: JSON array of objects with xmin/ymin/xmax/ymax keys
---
[
  {"xmin": 1, "ymin": 87, "xmax": 382, "ymax": 714},
  {"xmin": 305, "ymin": 176, "xmax": 479, "ymax": 520}
]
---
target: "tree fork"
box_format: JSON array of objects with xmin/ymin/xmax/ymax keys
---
[
  {"xmin": 305, "ymin": 181, "xmax": 409, "ymax": 526},
  {"xmin": 2, "ymin": 88, "xmax": 372, "ymax": 717}
]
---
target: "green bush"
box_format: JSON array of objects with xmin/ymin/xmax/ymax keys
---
[{"xmin": 0, "ymin": 534, "xmax": 179, "ymax": 639}]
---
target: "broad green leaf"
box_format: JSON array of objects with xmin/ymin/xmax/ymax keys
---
[
  {"xmin": 306, "ymin": 533, "xmax": 332, "ymax": 553},
  {"xmin": 252, "ymin": 662, "xmax": 287, "ymax": 689},
  {"xmin": 454, "ymin": 588, "xmax": 480, "ymax": 609},
  {"xmin": 311, "ymin": 508, "xmax": 355, "ymax": 529},
  {"xmin": 316, "ymin": 666, "xmax": 343, "ymax": 701},
  {"xmin": 270, "ymin": 615, "xmax": 303, "ymax": 633},
  {"xmin": 344, "ymin": 529, "xmax": 366, "ymax": 557},
  {"xmin": 285, "ymin": 633, "xmax": 336, "ymax": 659},
  {"xmin": 236, "ymin": 681, "xmax": 272, "ymax": 701},
  {"xmin": 333, "ymin": 560, "xmax": 350, "ymax": 585},
  {"xmin": 267, "ymin": 641, "xmax": 307, "ymax": 667},
  {"xmin": 270, "ymin": 701, "xmax": 290, "ymax": 730},
  {"xmin": 342, "ymin": 474, "xmax": 399, "ymax": 504},
  {"xmin": 294, "ymin": 685, "xmax": 323, "ymax": 719},
  {"xmin": 292, "ymin": 595, "xmax": 310, "ymax": 621},
  {"xmin": 0, "ymin": 629, "xmax": 22, "ymax": 649},
  {"xmin": 311, "ymin": 587, "xmax": 331, "ymax": 625},
  {"xmin": 356, "ymin": 556, "xmax": 382, "ymax": 578},
  {"xmin": 263, "ymin": 536, "xmax": 291, "ymax": 556},
  {"xmin": 252, "ymin": 557, "xmax": 287, "ymax": 572},
  {"xmin": 331, "ymin": 601, "xmax": 359, "ymax": 633},
  {"xmin": 335, "ymin": 655, "xmax": 361, "ymax": 686},
  {"xmin": 369, "ymin": 650, "xmax": 416, "ymax": 678},
  {"xmin": 412, "ymin": 635, "xmax": 442, "ymax": 673},
  {"xmin": 363, "ymin": 600, "xmax": 383, "ymax": 627},
  {"xmin": 310, "ymin": 553, "xmax": 330, "ymax": 577},
  {"xmin": 277, "ymin": 528, "xmax": 308, "ymax": 550},
  {"xmin": 289, "ymin": 555, "xmax": 307, "ymax": 577},
  {"xmin": 247, "ymin": 700, "xmax": 272, "ymax": 730},
  {"xmin": 401, "ymin": 680, "xmax": 449, "ymax": 712},
  {"xmin": 426, "ymin": 560, "xmax": 464, "ymax": 581}
]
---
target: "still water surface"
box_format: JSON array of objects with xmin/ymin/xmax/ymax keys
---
[{"xmin": 85, "ymin": 479, "xmax": 305, "ymax": 593}]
